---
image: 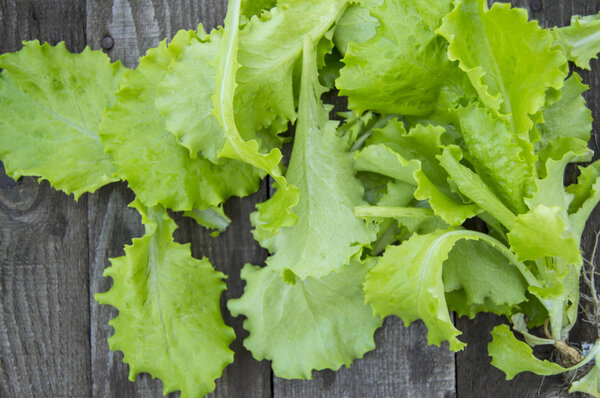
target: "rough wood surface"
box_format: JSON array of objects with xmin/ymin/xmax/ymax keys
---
[
  {"xmin": 86, "ymin": 0, "xmax": 229, "ymax": 68},
  {"xmin": 2, "ymin": 0, "xmax": 600, "ymax": 397},
  {"xmin": 0, "ymin": 2, "xmax": 91, "ymax": 396}
]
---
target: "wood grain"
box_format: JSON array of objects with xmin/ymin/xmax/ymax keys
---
[
  {"xmin": 86, "ymin": 0, "xmax": 230, "ymax": 68},
  {"xmin": 0, "ymin": 2, "xmax": 91, "ymax": 396},
  {"xmin": 0, "ymin": 175, "xmax": 92, "ymax": 397},
  {"xmin": 0, "ymin": 0, "xmax": 86, "ymax": 53}
]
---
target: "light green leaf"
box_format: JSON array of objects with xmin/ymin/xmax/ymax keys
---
[
  {"xmin": 156, "ymin": 28, "xmax": 225, "ymax": 162},
  {"xmin": 537, "ymin": 73, "xmax": 592, "ymax": 173},
  {"xmin": 438, "ymin": 146, "xmax": 516, "ymax": 229},
  {"xmin": 571, "ymin": 359, "xmax": 600, "ymax": 397},
  {"xmin": 490, "ymin": 324, "xmax": 600, "ymax": 383},
  {"xmin": 235, "ymin": 0, "xmax": 350, "ymax": 144},
  {"xmin": 365, "ymin": 229, "xmax": 518, "ymax": 351},
  {"xmin": 96, "ymin": 200, "xmax": 234, "ymax": 398},
  {"xmin": 443, "ymin": 239, "xmax": 528, "ymax": 318},
  {"xmin": 355, "ymin": 144, "xmax": 420, "ymax": 185},
  {"xmin": 525, "ymin": 154, "xmax": 575, "ymax": 217},
  {"xmin": 354, "ymin": 205, "xmax": 444, "ymax": 234},
  {"xmin": 183, "ymin": 207, "xmax": 231, "ymax": 237},
  {"xmin": 507, "ymin": 204, "xmax": 582, "ymax": 265},
  {"xmin": 553, "ymin": 12, "xmax": 600, "ymax": 70},
  {"xmin": 228, "ymin": 260, "xmax": 382, "ymax": 379},
  {"xmin": 333, "ymin": 3, "xmax": 379, "ymax": 55},
  {"xmin": 241, "ymin": 0, "xmax": 276, "ymax": 18},
  {"xmin": 212, "ymin": 0, "xmax": 300, "ymax": 241},
  {"xmin": 357, "ymin": 128, "xmax": 480, "ymax": 226},
  {"xmin": 337, "ymin": 0, "xmax": 457, "ymax": 116},
  {"xmin": 488, "ymin": 324, "xmax": 565, "ymax": 380},
  {"xmin": 100, "ymin": 29, "xmax": 262, "ymax": 218},
  {"xmin": 261, "ymin": 37, "xmax": 376, "ymax": 279},
  {"xmin": 376, "ymin": 123, "xmax": 480, "ymax": 225},
  {"xmin": 437, "ymin": 0, "xmax": 567, "ymax": 136},
  {"xmin": 456, "ymin": 103, "xmax": 536, "ymax": 213},
  {"xmin": 567, "ymin": 159, "xmax": 600, "ymax": 239},
  {"xmin": 0, "ymin": 41, "xmax": 123, "ymax": 199}
]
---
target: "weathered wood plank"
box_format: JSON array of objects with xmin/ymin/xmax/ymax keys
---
[
  {"xmin": 457, "ymin": 1, "xmax": 600, "ymax": 397},
  {"xmin": 0, "ymin": 2, "xmax": 91, "ymax": 396},
  {"xmin": 86, "ymin": 0, "xmax": 229, "ymax": 68},
  {"xmin": 85, "ymin": 1, "xmax": 272, "ymax": 397},
  {"xmin": 0, "ymin": 0, "xmax": 86, "ymax": 53}
]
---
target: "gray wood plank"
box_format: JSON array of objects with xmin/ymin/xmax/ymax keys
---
[
  {"xmin": 86, "ymin": 0, "xmax": 229, "ymax": 68},
  {"xmin": 457, "ymin": 1, "xmax": 600, "ymax": 397},
  {"xmin": 0, "ymin": 2, "xmax": 91, "ymax": 396},
  {"xmin": 85, "ymin": 1, "xmax": 272, "ymax": 397},
  {"xmin": 0, "ymin": 0, "xmax": 86, "ymax": 53}
]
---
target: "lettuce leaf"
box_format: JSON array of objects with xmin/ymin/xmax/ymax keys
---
[
  {"xmin": 0, "ymin": 41, "xmax": 123, "ymax": 199},
  {"xmin": 228, "ymin": 259, "xmax": 381, "ymax": 379},
  {"xmin": 437, "ymin": 0, "xmax": 567, "ymax": 137},
  {"xmin": 100, "ymin": 28, "xmax": 261, "ymax": 224},
  {"xmin": 443, "ymin": 239, "xmax": 528, "ymax": 318},
  {"xmin": 158, "ymin": 0, "xmax": 349, "ymax": 159},
  {"xmin": 96, "ymin": 200, "xmax": 234, "ymax": 397},
  {"xmin": 337, "ymin": 0, "xmax": 456, "ymax": 116},
  {"xmin": 456, "ymin": 103, "xmax": 536, "ymax": 213},
  {"xmin": 211, "ymin": 0, "xmax": 300, "ymax": 243},
  {"xmin": 553, "ymin": 12, "xmax": 600, "ymax": 70},
  {"xmin": 259, "ymin": 37, "xmax": 376, "ymax": 279},
  {"xmin": 364, "ymin": 229, "xmax": 528, "ymax": 351}
]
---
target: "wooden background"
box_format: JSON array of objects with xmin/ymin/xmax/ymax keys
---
[{"xmin": 1, "ymin": 0, "xmax": 599, "ymax": 397}]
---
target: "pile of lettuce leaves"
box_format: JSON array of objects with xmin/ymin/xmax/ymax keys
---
[{"xmin": 4, "ymin": 0, "xmax": 600, "ymax": 396}]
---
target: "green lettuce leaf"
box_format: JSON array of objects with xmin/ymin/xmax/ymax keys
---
[
  {"xmin": 156, "ymin": 28, "xmax": 225, "ymax": 162},
  {"xmin": 437, "ymin": 145, "xmax": 516, "ymax": 229},
  {"xmin": 456, "ymin": 103, "xmax": 536, "ymax": 213},
  {"xmin": 567, "ymin": 159, "xmax": 600, "ymax": 239},
  {"xmin": 571, "ymin": 358, "xmax": 600, "ymax": 397},
  {"xmin": 553, "ymin": 12, "xmax": 600, "ymax": 70},
  {"xmin": 489, "ymin": 324, "xmax": 600, "ymax": 382},
  {"xmin": 0, "ymin": 41, "xmax": 123, "ymax": 199},
  {"xmin": 488, "ymin": 324, "xmax": 565, "ymax": 380},
  {"xmin": 234, "ymin": 0, "xmax": 350, "ymax": 144},
  {"xmin": 333, "ymin": 3, "xmax": 379, "ymax": 55},
  {"xmin": 96, "ymin": 200, "xmax": 234, "ymax": 397},
  {"xmin": 211, "ymin": 0, "xmax": 300, "ymax": 243},
  {"xmin": 437, "ymin": 0, "xmax": 567, "ymax": 136},
  {"xmin": 228, "ymin": 260, "xmax": 382, "ymax": 379},
  {"xmin": 365, "ymin": 229, "xmax": 526, "ymax": 351},
  {"xmin": 241, "ymin": 0, "xmax": 276, "ymax": 18},
  {"xmin": 507, "ymin": 204, "xmax": 581, "ymax": 264},
  {"xmin": 536, "ymin": 73, "xmax": 592, "ymax": 173},
  {"xmin": 337, "ymin": 0, "xmax": 456, "ymax": 116},
  {"xmin": 356, "ymin": 126, "xmax": 480, "ymax": 226},
  {"xmin": 100, "ymin": 29, "xmax": 262, "ymax": 221},
  {"xmin": 443, "ymin": 239, "xmax": 528, "ymax": 318},
  {"xmin": 261, "ymin": 37, "xmax": 376, "ymax": 279}
]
